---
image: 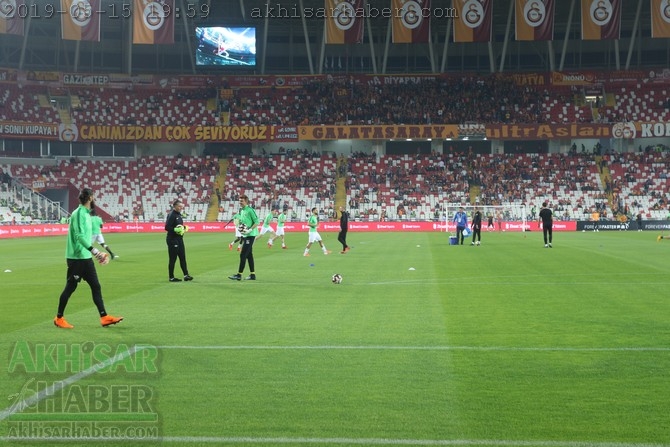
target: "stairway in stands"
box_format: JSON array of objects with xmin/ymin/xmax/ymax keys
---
[
  {"xmin": 469, "ymin": 185, "xmax": 481, "ymax": 205},
  {"xmin": 334, "ymin": 158, "xmax": 347, "ymax": 211},
  {"xmin": 206, "ymin": 159, "xmax": 229, "ymax": 221},
  {"xmin": 594, "ymin": 156, "xmax": 614, "ymax": 215}
]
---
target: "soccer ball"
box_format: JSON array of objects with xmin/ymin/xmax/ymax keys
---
[
  {"xmin": 331, "ymin": 273, "xmax": 343, "ymax": 284},
  {"xmin": 237, "ymin": 223, "xmax": 248, "ymax": 234}
]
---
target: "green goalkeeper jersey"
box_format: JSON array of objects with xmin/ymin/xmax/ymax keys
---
[
  {"xmin": 239, "ymin": 204, "xmax": 259, "ymax": 237},
  {"xmin": 66, "ymin": 205, "xmax": 94, "ymax": 260}
]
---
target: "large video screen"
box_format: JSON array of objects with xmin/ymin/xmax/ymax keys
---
[{"xmin": 195, "ymin": 26, "xmax": 256, "ymax": 68}]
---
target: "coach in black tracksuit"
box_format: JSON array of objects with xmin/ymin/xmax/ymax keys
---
[
  {"xmin": 471, "ymin": 207, "xmax": 482, "ymax": 245},
  {"xmin": 165, "ymin": 199, "xmax": 193, "ymax": 282},
  {"xmin": 337, "ymin": 206, "xmax": 350, "ymax": 254}
]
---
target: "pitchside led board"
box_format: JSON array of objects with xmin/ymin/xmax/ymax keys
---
[{"xmin": 195, "ymin": 26, "xmax": 257, "ymax": 68}]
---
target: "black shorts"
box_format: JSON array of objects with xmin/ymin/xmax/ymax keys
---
[{"xmin": 66, "ymin": 258, "xmax": 98, "ymax": 284}]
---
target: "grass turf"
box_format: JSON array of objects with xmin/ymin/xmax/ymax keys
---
[{"xmin": 0, "ymin": 229, "xmax": 668, "ymax": 446}]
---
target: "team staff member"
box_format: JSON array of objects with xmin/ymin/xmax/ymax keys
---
[
  {"xmin": 54, "ymin": 188, "xmax": 123, "ymax": 329},
  {"xmin": 539, "ymin": 201, "xmax": 553, "ymax": 248},
  {"xmin": 165, "ymin": 199, "xmax": 193, "ymax": 282},
  {"xmin": 337, "ymin": 206, "xmax": 350, "ymax": 254},
  {"xmin": 453, "ymin": 206, "xmax": 468, "ymax": 245},
  {"xmin": 471, "ymin": 207, "xmax": 482, "ymax": 246},
  {"xmin": 229, "ymin": 194, "xmax": 260, "ymax": 281}
]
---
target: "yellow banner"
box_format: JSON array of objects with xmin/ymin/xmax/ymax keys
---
[{"xmin": 298, "ymin": 125, "xmax": 459, "ymax": 140}]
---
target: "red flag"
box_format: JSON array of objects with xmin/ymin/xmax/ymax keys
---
[
  {"xmin": 61, "ymin": 0, "xmax": 101, "ymax": 41},
  {"xmin": 0, "ymin": 0, "xmax": 25, "ymax": 35},
  {"xmin": 325, "ymin": 0, "xmax": 364, "ymax": 44},
  {"xmin": 651, "ymin": 0, "xmax": 670, "ymax": 38},
  {"xmin": 133, "ymin": 0, "xmax": 174, "ymax": 44},
  {"xmin": 392, "ymin": 0, "xmax": 431, "ymax": 43},
  {"xmin": 453, "ymin": 0, "xmax": 492, "ymax": 43},
  {"xmin": 515, "ymin": 0, "xmax": 554, "ymax": 41},
  {"xmin": 581, "ymin": 0, "xmax": 621, "ymax": 40}
]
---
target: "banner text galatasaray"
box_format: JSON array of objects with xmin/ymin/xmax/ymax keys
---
[{"xmin": 299, "ymin": 125, "xmax": 459, "ymax": 140}]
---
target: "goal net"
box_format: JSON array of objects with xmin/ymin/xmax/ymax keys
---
[{"xmin": 442, "ymin": 204, "xmax": 528, "ymax": 233}]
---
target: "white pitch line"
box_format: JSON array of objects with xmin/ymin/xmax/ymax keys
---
[
  {"xmin": 0, "ymin": 345, "xmax": 145, "ymax": 422},
  {"xmin": 0, "ymin": 436, "xmax": 667, "ymax": 447},
  {"xmin": 156, "ymin": 345, "xmax": 670, "ymax": 352}
]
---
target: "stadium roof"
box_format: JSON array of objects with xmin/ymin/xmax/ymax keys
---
[{"xmin": 0, "ymin": 0, "xmax": 667, "ymax": 75}]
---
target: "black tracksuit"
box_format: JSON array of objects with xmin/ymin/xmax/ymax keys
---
[
  {"xmin": 165, "ymin": 209, "xmax": 190, "ymax": 279},
  {"xmin": 338, "ymin": 210, "xmax": 350, "ymax": 251}
]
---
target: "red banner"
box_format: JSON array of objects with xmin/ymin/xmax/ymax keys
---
[
  {"xmin": 453, "ymin": 0, "xmax": 492, "ymax": 42},
  {"xmin": 392, "ymin": 0, "xmax": 431, "ymax": 43},
  {"xmin": 133, "ymin": 0, "xmax": 174, "ymax": 44},
  {"xmin": 0, "ymin": 221, "xmax": 577, "ymax": 239},
  {"xmin": 324, "ymin": 0, "xmax": 364, "ymax": 44},
  {"xmin": 515, "ymin": 0, "xmax": 554, "ymax": 41}
]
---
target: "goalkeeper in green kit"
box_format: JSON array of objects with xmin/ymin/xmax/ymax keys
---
[
  {"xmin": 228, "ymin": 194, "xmax": 259, "ymax": 281},
  {"xmin": 54, "ymin": 188, "xmax": 123, "ymax": 329}
]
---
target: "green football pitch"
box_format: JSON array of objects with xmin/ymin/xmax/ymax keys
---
[{"xmin": 0, "ymin": 230, "xmax": 668, "ymax": 446}]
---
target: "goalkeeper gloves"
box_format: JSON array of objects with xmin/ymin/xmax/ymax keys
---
[
  {"xmin": 174, "ymin": 225, "xmax": 188, "ymax": 236},
  {"xmin": 91, "ymin": 248, "xmax": 109, "ymax": 265}
]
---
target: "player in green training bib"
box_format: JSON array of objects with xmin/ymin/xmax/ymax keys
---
[
  {"xmin": 303, "ymin": 207, "xmax": 331, "ymax": 256},
  {"xmin": 91, "ymin": 208, "xmax": 118, "ymax": 259},
  {"xmin": 269, "ymin": 209, "xmax": 287, "ymax": 249},
  {"xmin": 258, "ymin": 209, "xmax": 278, "ymax": 246}
]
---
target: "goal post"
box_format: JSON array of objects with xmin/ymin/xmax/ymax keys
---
[{"xmin": 443, "ymin": 204, "xmax": 528, "ymax": 232}]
